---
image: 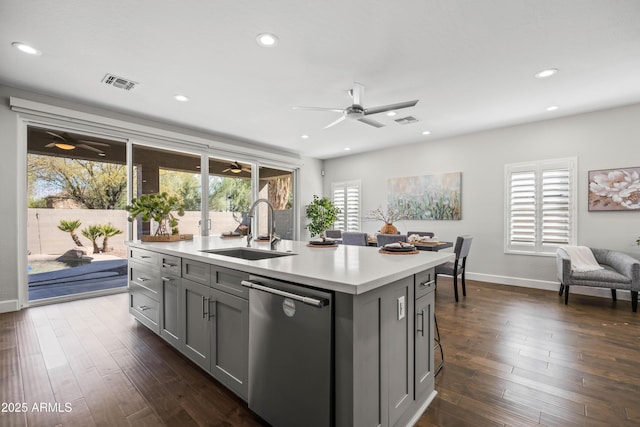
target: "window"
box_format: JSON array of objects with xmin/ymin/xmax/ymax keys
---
[
  {"xmin": 332, "ymin": 180, "xmax": 361, "ymax": 231},
  {"xmin": 504, "ymin": 157, "xmax": 577, "ymax": 255}
]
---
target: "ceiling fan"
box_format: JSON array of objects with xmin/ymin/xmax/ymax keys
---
[
  {"xmin": 222, "ymin": 161, "xmax": 251, "ymax": 174},
  {"xmin": 294, "ymin": 82, "xmax": 419, "ymax": 129},
  {"xmin": 45, "ymin": 131, "xmax": 109, "ymax": 155}
]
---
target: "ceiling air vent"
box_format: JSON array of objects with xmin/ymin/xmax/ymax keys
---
[
  {"xmin": 395, "ymin": 116, "xmax": 419, "ymax": 125},
  {"xmin": 101, "ymin": 73, "xmax": 138, "ymax": 91}
]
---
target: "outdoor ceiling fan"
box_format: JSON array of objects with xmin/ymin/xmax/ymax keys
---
[
  {"xmin": 222, "ymin": 161, "xmax": 251, "ymax": 174},
  {"xmin": 45, "ymin": 131, "xmax": 109, "ymax": 155},
  {"xmin": 293, "ymin": 82, "xmax": 419, "ymax": 129}
]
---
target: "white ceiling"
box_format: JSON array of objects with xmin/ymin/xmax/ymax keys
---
[{"xmin": 1, "ymin": 0, "xmax": 639, "ymax": 159}]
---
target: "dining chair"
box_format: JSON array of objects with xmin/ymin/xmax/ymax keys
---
[
  {"xmin": 376, "ymin": 234, "xmax": 407, "ymax": 247},
  {"xmin": 324, "ymin": 230, "xmax": 342, "ymax": 239},
  {"xmin": 407, "ymin": 231, "xmax": 435, "ymax": 238},
  {"xmin": 435, "ymin": 235, "xmax": 473, "ymax": 302},
  {"xmin": 341, "ymin": 232, "xmax": 368, "ymax": 246}
]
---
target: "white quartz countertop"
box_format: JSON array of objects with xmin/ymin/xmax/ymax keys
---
[{"xmin": 128, "ymin": 236, "xmax": 454, "ymax": 295}]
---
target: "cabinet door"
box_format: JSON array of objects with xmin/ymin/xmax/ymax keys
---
[
  {"xmin": 210, "ymin": 289, "xmax": 249, "ymax": 400},
  {"xmin": 160, "ymin": 274, "xmax": 181, "ymax": 348},
  {"xmin": 181, "ymin": 279, "xmax": 211, "ymax": 370},
  {"xmin": 415, "ymin": 291, "xmax": 435, "ymax": 400}
]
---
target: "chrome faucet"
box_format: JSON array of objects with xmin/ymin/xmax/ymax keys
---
[{"xmin": 246, "ymin": 198, "xmax": 280, "ymax": 250}]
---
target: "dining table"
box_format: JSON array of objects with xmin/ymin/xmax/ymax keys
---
[{"xmin": 366, "ymin": 237, "xmax": 453, "ymax": 251}]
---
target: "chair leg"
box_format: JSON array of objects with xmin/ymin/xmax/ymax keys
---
[
  {"xmin": 611, "ymin": 289, "xmax": 617, "ymax": 301},
  {"xmin": 453, "ymin": 274, "xmax": 459, "ymax": 302},
  {"xmin": 632, "ymin": 291, "xmax": 638, "ymax": 312},
  {"xmin": 564, "ymin": 285, "xmax": 570, "ymax": 305},
  {"xmin": 559, "ymin": 283, "xmax": 564, "ymax": 296},
  {"xmin": 461, "ymin": 271, "xmax": 467, "ymax": 297}
]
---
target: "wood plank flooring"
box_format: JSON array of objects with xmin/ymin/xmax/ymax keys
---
[{"xmin": 1, "ymin": 278, "xmax": 638, "ymax": 426}]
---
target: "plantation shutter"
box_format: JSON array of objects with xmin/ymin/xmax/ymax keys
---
[
  {"xmin": 505, "ymin": 158, "xmax": 576, "ymax": 254},
  {"xmin": 332, "ymin": 180, "xmax": 361, "ymax": 232}
]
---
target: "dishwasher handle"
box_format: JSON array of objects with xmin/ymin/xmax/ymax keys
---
[{"xmin": 241, "ymin": 280, "xmax": 329, "ymax": 308}]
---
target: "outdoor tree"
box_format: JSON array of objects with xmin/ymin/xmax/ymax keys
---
[
  {"xmin": 28, "ymin": 154, "xmax": 127, "ymax": 209},
  {"xmin": 209, "ymin": 176, "xmax": 251, "ymax": 212},
  {"xmin": 57, "ymin": 219, "xmax": 84, "ymax": 247},
  {"xmin": 81, "ymin": 225, "xmax": 104, "ymax": 254},
  {"xmin": 159, "ymin": 170, "xmax": 201, "ymax": 211},
  {"xmin": 100, "ymin": 224, "xmax": 123, "ymax": 253}
]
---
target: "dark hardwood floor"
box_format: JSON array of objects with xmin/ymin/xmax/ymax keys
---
[{"xmin": 1, "ymin": 278, "xmax": 638, "ymax": 426}]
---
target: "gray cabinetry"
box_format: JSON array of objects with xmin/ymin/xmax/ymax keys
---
[
  {"xmin": 128, "ymin": 253, "xmax": 160, "ymax": 333},
  {"xmin": 182, "ymin": 278, "xmax": 212, "ymax": 370},
  {"xmin": 179, "ymin": 264, "xmax": 250, "ymax": 400},
  {"xmin": 159, "ymin": 254, "xmax": 182, "ymax": 348},
  {"xmin": 414, "ymin": 269, "xmax": 435, "ymax": 401}
]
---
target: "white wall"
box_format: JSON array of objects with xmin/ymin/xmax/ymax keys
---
[
  {"xmin": 323, "ymin": 103, "xmax": 640, "ymax": 290},
  {"xmin": 0, "ymin": 84, "xmax": 322, "ymax": 311}
]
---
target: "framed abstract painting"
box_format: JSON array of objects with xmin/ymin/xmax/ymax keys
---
[
  {"xmin": 388, "ymin": 172, "xmax": 461, "ymax": 220},
  {"xmin": 588, "ymin": 167, "xmax": 640, "ymax": 211}
]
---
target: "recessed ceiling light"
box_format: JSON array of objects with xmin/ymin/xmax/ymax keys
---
[
  {"xmin": 535, "ymin": 68, "xmax": 558, "ymax": 79},
  {"xmin": 301, "ymin": 134, "xmax": 309, "ymax": 139},
  {"xmin": 387, "ymin": 111, "xmax": 397, "ymax": 117},
  {"xmin": 422, "ymin": 130, "xmax": 431, "ymax": 135},
  {"xmin": 256, "ymin": 33, "xmax": 278, "ymax": 47},
  {"xmin": 344, "ymin": 147, "xmax": 351, "ymax": 151},
  {"xmin": 174, "ymin": 94, "xmax": 189, "ymax": 102},
  {"xmin": 12, "ymin": 42, "xmax": 41, "ymax": 55},
  {"xmin": 546, "ymin": 105, "xmax": 559, "ymax": 111}
]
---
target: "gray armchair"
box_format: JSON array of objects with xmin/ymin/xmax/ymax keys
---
[
  {"xmin": 341, "ymin": 232, "xmax": 368, "ymax": 246},
  {"xmin": 376, "ymin": 234, "xmax": 407, "ymax": 247},
  {"xmin": 557, "ymin": 247, "xmax": 639, "ymax": 312}
]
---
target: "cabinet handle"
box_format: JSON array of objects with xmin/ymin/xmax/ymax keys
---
[
  {"xmin": 162, "ymin": 263, "xmax": 176, "ymax": 268},
  {"xmin": 139, "ymin": 255, "xmax": 151, "ymax": 259},
  {"xmin": 137, "ymin": 277, "xmax": 150, "ymax": 282},
  {"xmin": 419, "ymin": 280, "xmax": 434, "ymax": 288},
  {"xmin": 137, "ymin": 305, "xmax": 149, "ymax": 311},
  {"xmin": 416, "ymin": 309, "xmax": 425, "ymax": 336},
  {"xmin": 161, "ymin": 276, "xmax": 172, "ymax": 281},
  {"xmin": 202, "ymin": 297, "xmax": 210, "ymax": 319}
]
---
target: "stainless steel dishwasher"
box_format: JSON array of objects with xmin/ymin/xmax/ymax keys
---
[{"xmin": 241, "ymin": 275, "xmax": 333, "ymax": 427}]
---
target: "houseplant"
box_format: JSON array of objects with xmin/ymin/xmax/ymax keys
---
[
  {"xmin": 366, "ymin": 205, "xmax": 405, "ymax": 234},
  {"xmin": 125, "ymin": 192, "xmax": 190, "ymax": 241},
  {"xmin": 305, "ymin": 195, "xmax": 340, "ymax": 241}
]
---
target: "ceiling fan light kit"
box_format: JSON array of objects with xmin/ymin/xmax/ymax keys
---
[
  {"xmin": 294, "ymin": 82, "xmax": 419, "ymax": 129},
  {"xmin": 45, "ymin": 131, "xmax": 108, "ymax": 155}
]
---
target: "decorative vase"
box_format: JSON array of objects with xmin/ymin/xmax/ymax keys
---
[{"xmin": 380, "ymin": 222, "xmax": 398, "ymax": 234}]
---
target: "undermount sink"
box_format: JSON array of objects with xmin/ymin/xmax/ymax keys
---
[{"xmin": 200, "ymin": 248, "xmax": 295, "ymax": 261}]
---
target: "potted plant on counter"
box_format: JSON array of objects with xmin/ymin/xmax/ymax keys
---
[
  {"xmin": 305, "ymin": 195, "xmax": 340, "ymax": 244},
  {"xmin": 366, "ymin": 205, "xmax": 406, "ymax": 234},
  {"xmin": 126, "ymin": 192, "xmax": 192, "ymax": 242}
]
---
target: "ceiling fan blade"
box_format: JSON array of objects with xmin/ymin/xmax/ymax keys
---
[
  {"xmin": 78, "ymin": 140, "xmax": 110, "ymax": 147},
  {"xmin": 45, "ymin": 142, "xmax": 56, "ymax": 148},
  {"xmin": 77, "ymin": 143, "xmax": 104, "ymax": 154},
  {"xmin": 364, "ymin": 99, "xmax": 419, "ymax": 116},
  {"xmin": 222, "ymin": 168, "xmax": 231, "ymax": 173},
  {"xmin": 357, "ymin": 117, "xmax": 385, "ymax": 128},
  {"xmin": 351, "ymin": 82, "xmax": 364, "ymax": 107},
  {"xmin": 46, "ymin": 131, "xmax": 66, "ymax": 141},
  {"xmin": 324, "ymin": 115, "xmax": 347, "ymax": 129},
  {"xmin": 293, "ymin": 106, "xmax": 345, "ymax": 113}
]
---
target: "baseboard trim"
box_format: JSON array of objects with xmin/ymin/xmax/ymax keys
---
[
  {"xmin": 0, "ymin": 299, "xmax": 20, "ymax": 313},
  {"xmin": 466, "ymin": 272, "xmax": 632, "ymax": 301}
]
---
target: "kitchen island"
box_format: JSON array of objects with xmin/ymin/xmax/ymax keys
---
[{"xmin": 127, "ymin": 237, "xmax": 454, "ymax": 427}]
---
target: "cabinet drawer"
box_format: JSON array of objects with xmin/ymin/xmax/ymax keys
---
[
  {"xmin": 212, "ymin": 266, "xmax": 249, "ymax": 299},
  {"xmin": 415, "ymin": 269, "xmax": 435, "ymax": 299},
  {"xmin": 129, "ymin": 283, "xmax": 159, "ymax": 331},
  {"xmin": 159, "ymin": 254, "xmax": 181, "ymax": 277},
  {"xmin": 129, "ymin": 247, "xmax": 158, "ymax": 265},
  {"xmin": 182, "ymin": 259, "xmax": 210, "ymax": 285},
  {"xmin": 129, "ymin": 263, "xmax": 159, "ymax": 296}
]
